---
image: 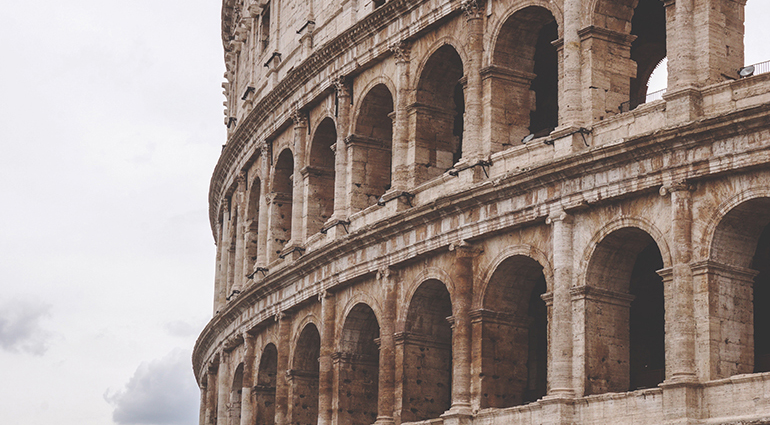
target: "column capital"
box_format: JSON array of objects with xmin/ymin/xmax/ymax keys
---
[
  {"xmin": 448, "ymin": 240, "xmax": 482, "ymax": 257},
  {"xmin": 546, "ymin": 208, "xmax": 573, "ymax": 224},
  {"xmin": 260, "ymin": 142, "xmax": 270, "ymax": 158},
  {"xmin": 461, "ymin": 0, "xmax": 485, "ymax": 20},
  {"xmin": 389, "ymin": 41, "xmax": 412, "ymax": 63},
  {"xmin": 236, "ymin": 172, "xmax": 247, "ymax": 189},
  {"xmin": 659, "ymin": 181, "xmax": 695, "ymax": 196},
  {"xmin": 291, "ymin": 107, "xmax": 308, "ymax": 128},
  {"xmin": 333, "ymin": 75, "xmax": 351, "ymax": 98}
]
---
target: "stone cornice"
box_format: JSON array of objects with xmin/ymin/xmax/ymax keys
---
[{"xmin": 194, "ymin": 103, "xmax": 770, "ymax": 382}]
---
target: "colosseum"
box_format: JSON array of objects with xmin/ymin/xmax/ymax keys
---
[{"xmin": 193, "ymin": 0, "xmax": 770, "ymax": 423}]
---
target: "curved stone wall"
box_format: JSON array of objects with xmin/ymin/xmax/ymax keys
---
[{"xmin": 195, "ymin": 0, "xmax": 770, "ymax": 424}]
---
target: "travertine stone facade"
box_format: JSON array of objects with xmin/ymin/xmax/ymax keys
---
[{"xmin": 194, "ymin": 0, "xmax": 770, "ymax": 424}]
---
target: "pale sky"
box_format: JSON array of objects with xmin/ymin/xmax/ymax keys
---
[{"xmin": 0, "ymin": 2, "xmax": 768, "ymax": 425}]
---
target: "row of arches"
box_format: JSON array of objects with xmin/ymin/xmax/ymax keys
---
[{"xmin": 208, "ymin": 191, "xmax": 770, "ymax": 424}]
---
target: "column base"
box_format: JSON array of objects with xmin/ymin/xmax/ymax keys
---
[
  {"xmin": 660, "ymin": 379, "xmax": 703, "ymax": 425},
  {"xmin": 373, "ymin": 416, "xmax": 395, "ymax": 425},
  {"xmin": 664, "ymin": 87, "xmax": 703, "ymax": 126},
  {"xmin": 441, "ymin": 406, "xmax": 473, "ymax": 425}
]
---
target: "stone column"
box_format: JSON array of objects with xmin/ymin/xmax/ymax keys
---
[
  {"xmin": 240, "ymin": 333, "xmax": 256, "ymax": 425},
  {"xmin": 256, "ymin": 143, "xmax": 271, "ymax": 270},
  {"xmin": 333, "ymin": 76, "xmax": 351, "ymax": 221},
  {"xmin": 659, "ymin": 183, "xmax": 697, "ymax": 382},
  {"xmin": 664, "ymin": 0, "xmax": 702, "ymax": 123},
  {"xmin": 460, "ymin": 0, "xmax": 484, "ymax": 163},
  {"xmin": 389, "ymin": 42, "xmax": 411, "ymax": 192},
  {"xmin": 546, "ymin": 208, "xmax": 575, "ymax": 397},
  {"xmin": 221, "ymin": 200, "xmax": 233, "ymax": 302},
  {"xmin": 561, "ymin": 0, "xmax": 584, "ymax": 127},
  {"xmin": 288, "ymin": 110, "xmax": 307, "ymax": 254},
  {"xmin": 199, "ymin": 379, "xmax": 207, "ymax": 425},
  {"xmin": 275, "ymin": 312, "xmax": 293, "ymax": 425},
  {"xmin": 217, "ymin": 351, "xmax": 231, "ymax": 425},
  {"xmin": 318, "ymin": 291, "xmax": 336, "ymax": 425},
  {"xmin": 233, "ymin": 174, "xmax": 247, "ymax": 292},
  {"xmin": 205, "ymin": 366, "xmax": 218, "ymax": 425},
  {"xmin": 444, "ymin": 242, "xmax": 478, "ymax": 419},
  {"xmin": 375, "ymin": 268, "xmax": 397, "ymax": 425},
  {"xmin": 214, "ymin": 221, "xmax": 225, "ymax": 313}
]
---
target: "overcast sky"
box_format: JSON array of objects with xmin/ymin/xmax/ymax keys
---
[{"xmin": 0, "ymin": 2, "xmax": 768, "ymax": 425}]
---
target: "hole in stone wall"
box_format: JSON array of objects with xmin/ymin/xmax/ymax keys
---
[
  {"xmin": 529, "ymin": 20, "xmax": 558, "ymax": 135},
  {"xmin": 629, "ymin": 0, "xmax": 666, "ymax": 110}
]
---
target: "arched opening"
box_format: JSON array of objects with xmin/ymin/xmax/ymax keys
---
[
  {"xmin": 628, "ymin": 0, "xmax": 666, "ymax": 110},
  {"xmin": 491, "ymin": 7, "xmax": 558, "ymax": 145},
  {"xmin": 583, "ymin": 227, "xmax": 665, "ymax": 395},
  {"xmin": 411, "ymin": 45, "xmax": 464, "ymax": 184},
  {"xmin": 227, "ymin": 201, "xmax": 238, "ymax": 295},
  {"xmin": 245, "ymin": 177, "xmax": 261, "ymax": 273},
  {"xmin": 230, "ymin": 363, "xmax": 244, "ymax": 425},
  {"xmin": 479, "ymin": 255, "xmax": 547, "ymax": 408},
  {"xmin": 710, "ymin": 197, "xmax": 770, "ymax": 376},
  {"xmin": 338, "ymin": 303, "xmax": 380, "ymax": 424},
  {"xmin": 255, "ymin": 344, "xmax": 278, "ymax": 425},
  {"xmin": 351, "ymin": 84, "xmax": 394, "ymax": 211},
  {"xmin": 401, "ymin": 279, "xmax": 452, "ymax": 422},
  {"xmin": 307, "ymin": 118, "xmax": 336, "ymax": 236},
  {"xmin": 290, "ymin": 324, "xmax": 320, "ymax": 425},
  {"xmin": 268, "ymin": 149, "xmax": 293, "ymax": 262}
]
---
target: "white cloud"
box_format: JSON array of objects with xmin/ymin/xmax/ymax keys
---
[
  {"xmin": 106, "ymin": 348, "xmax": 199, "ymax": 425},
  {"xmin": 0, "ymin": 298, "xmax": 52, "ymax": 355}
]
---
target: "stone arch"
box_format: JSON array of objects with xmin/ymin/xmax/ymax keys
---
[
  {"xmin": 290, "ymin": 322, "xmax": 321, "ymax": 425},
  {"xmin": 475, "ymin": 252, "xmax": 549, "ymax": 407},
  {"xmin": 255, "ymin": 343, "xmax": 278, "ymax": 425},
  {"xmin": 399, "ymin": 278, "xmax": 453, "ymax": 422},
  {"xmin": 337, "ymin": 303, "xmax": 381, "ymax": 425},
  {"xmin": 581, "ymin": 221, "xmax": 668, "ymax": 395},
  {"xmin": 306, "ymin": 117, "xmax": 337, "ymax": 236},
  {"xmin": 410, "ymin": 41, "xmax": 466, "ymax": 184},
  {"xmin": 349, "ymin": 82, "xmax": 395, "ymax": 211},
  {"xmin": 400, "ymin": 267, "xmax": 456, "ymax": 323},
  {"xmin": 267, "ymin": 148, "xmax": 294, "ymax": 262},
  {"xmin": 338, "ymin": 291, "xmax": 384, "ymax": 335},
  {"xmin": 489, "ymin": 5, "xmax": 559, "ymax": 144},
  {"xmin": 475, "ymin": 244, "xmax": 554, "ymax": 308},
  {"xmin": 230, "ymin": 362, "xmax": 245, "ymax": 425},
  {"xmin": 703, "ymin": 190, "xmax": 770, "ymax": 375}
]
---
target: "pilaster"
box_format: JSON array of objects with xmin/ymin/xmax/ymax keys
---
[
  {"xmin": 333, "ymin": 76, "xmax": 351, "ymax": 222},
  {"xmin": 389, "ymin": 41, "xmax": 411, "ymax": 193},
  {"xmin": 318, "ymin": 291, "xmax": 336, "ymax": 425},
  {"xmin": 458, "ymin": 0, "xmax": 485, "ymax": 178},
  {"xmin": 274, "ymin": 311, "xmax": 293, "ymax": 425},
  {"xmin": 374, "ymin": 267, "xmax": 397, "ymax": 425},
  {"xmin": 240, "ymin": 333, "xmax": 256, "ymax": 425}
]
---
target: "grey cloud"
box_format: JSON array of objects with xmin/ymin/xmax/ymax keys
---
[
  {"xmin": 163, "ymin": 320, "xmax": 198, "ymax": 338},
  {"xmin": 106, "ymin": 348, "xmax": 199, "ymax": 425},
  {"xmin": 0, "ymin": 298, "xmax": 52, "ymax": 355}
]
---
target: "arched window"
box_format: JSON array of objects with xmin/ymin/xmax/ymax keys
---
[
  {"xmin": 268, "ymin": 149, "xmax": 293, "ymax": 262},
  {"xmin": 290, "ymin": 324, "xmax": 320, "ymax": 425},
  {"xmin": 479, "ymin": 255, "xmax": 547, "ymax": 408},
  {"xmin": 400, "ymin": 280, "xmax": 452, "ymax": 421},
  {"xmin": 307, "ymin": 118, "xmax": 336, "ymax": 235},
  {"xmin": 350, "ymin": 84, "xmax": 394, "ymax": 211},
  {"xmin": 338, "ymin": 304, "xmax": 380, "ymax": 424}
]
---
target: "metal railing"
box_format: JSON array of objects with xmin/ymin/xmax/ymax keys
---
[
  {"xmin": 741, "ymin": 59, "xmax": 770, "ymax": 77},
  {"xmin": 619, "ymin": 88, "xmax": 667, "ymax": 113}
]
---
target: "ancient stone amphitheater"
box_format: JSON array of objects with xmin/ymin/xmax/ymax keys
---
[{"xmin": 193, "ymin": 0, "xmax": 770, "ymax": 424}]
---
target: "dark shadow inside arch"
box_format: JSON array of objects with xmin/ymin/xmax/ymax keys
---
[
  {"xmin": 491, "ymin": 6, "xmax": 558, "ymax": 145},
  {"xmin": 401, "ymin": 279, "xmax": 452, "ymax": 422},
  {"xmin": 584, "ymin": 227, "xmax": 665, "ymax": 395},
  {"xmin": 413, "ymin": 45, "xmax": 464, "ymax": 183},
  {"xmin": 291, "ymin": 324, "xmax": 320, "ymax": 425},
  {"xmin": 338, "ymin": 303, "xmax": 380, "ymax": 425},
  {"xmin": 268, "ymin": 149, "xmax": 293, "ymax": 262},
  {"xmin": 480, "ymin": 256, "xmax": 547, "ymax": 408},
  {"xmin": 713, "ymin": 198, "xmax": 770, "ymax": 375},
  {"xmin": 628, "ymin": 0, "xmax": 666, "ymax": 110},
  {"xmin": 231, "ymin": 363, "xmax": 244, "ymax": 424},
  {"xmin": 245, "ymin": 177, "xmax": 261, "ymax": 272},
  {"xmin": 307, "ymin": 118, "xmax": 337, "ymax": 236},
  {"xmin": 256, "ymin": 344, "xmax": 277, "ymax": 425},
  {"xmin": 351, "ymin": 84, "xmax": 393, "ymax": 211}
]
